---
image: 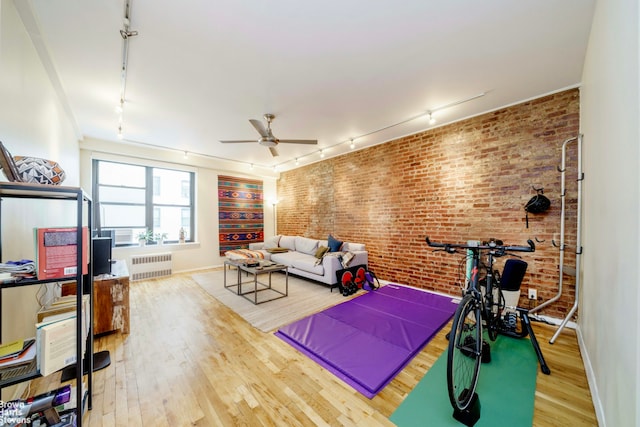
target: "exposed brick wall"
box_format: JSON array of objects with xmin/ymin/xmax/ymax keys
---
[{"xmin": 278, "ymin": 89, "xmax": 580, "ymax": 319}]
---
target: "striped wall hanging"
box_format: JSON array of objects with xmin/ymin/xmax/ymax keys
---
[{"xmin": 218, "ymin": 175, "xmax": 264, "ymax": 256}]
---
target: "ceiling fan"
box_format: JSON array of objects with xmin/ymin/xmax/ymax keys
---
[{"xmin": 220, "ymin": 113, "xmax": 317, "ymax": 157}]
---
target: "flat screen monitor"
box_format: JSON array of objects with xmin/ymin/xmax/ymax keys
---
[
  {"xmin": 97, "ymin": 229, "xmax": 116, "ymax": 247},
  {"xmin": 93, "ymin": 237, "xmax": 112, "ymax": 276}
]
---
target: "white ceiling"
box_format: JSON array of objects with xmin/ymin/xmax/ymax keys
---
[{"xmin": 26, "ymin": 0, "xmax": 595, "ymax": 172}]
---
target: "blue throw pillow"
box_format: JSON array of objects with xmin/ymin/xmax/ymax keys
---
[{"xmin": 328, "ymin": 234, "xmax": 344, "ymax": 252}]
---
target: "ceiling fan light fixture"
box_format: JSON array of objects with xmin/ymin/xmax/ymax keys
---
[
  {"xmin": 259, "ymin": 136, "xmax": 278, "ymax": 147},
  {"xmin": 221, "ymin": 113, "xmax": 317, "ymax": 158}
]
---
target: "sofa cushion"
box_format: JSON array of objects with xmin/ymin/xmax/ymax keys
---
[
  {"xmin": 270, "ymin": 251, "xmax": 306, "ymax": 265},
  {"xmin": 343, "ymin": 242, "xmax": 365, "ymax": 251},
  {"xmin": 295, "ymin": 236, "xmax": 319, "ymax": 255},
  {"xmin": 328, "ymin": 234, "xmax": 343, "ymax": 252},
  {"xmin": 264, "ymin": 235, "xmax": 281, "ymax": 249},
  {"xmin": 291, "ymin": 256, "xmax": 325, "ymax": 275},
  {"xmin": 279, "ymin": 235, "xmax": 296, "ymax": 251}
]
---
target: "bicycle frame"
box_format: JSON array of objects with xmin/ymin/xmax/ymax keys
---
[{"xmin": 462, "ymin": 245, "xmax": 502, "ymax": 342}]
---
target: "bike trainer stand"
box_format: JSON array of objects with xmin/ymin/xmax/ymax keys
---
[
  {"xmin": 499, "ymin": 307, "xmax": 551, "ymax": 375},
  {"xmin": 453, "ymin": 391, "xmax": 481, "ymax": 427}
]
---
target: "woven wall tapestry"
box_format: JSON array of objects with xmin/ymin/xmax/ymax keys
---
[{"xmin": 218, "ymin": 175, "xmax": 264, "ymax": 256}]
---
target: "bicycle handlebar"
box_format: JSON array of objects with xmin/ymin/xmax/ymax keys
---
[{"xmin": 425, "ymin": 236, "xmax": 535, "ymax": 253}]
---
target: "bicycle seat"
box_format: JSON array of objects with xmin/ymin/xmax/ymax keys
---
[{"xmin": 500, "ymin": 259, "xmax": 528, "ymax": 291}]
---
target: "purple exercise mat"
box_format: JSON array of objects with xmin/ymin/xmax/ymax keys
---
[{"xmin": 275, "ymin": 285, "xmax": 457, "ymax": 398}]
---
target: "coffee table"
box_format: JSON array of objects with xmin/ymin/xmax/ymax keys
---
[{"xmin": 224, "ymin": 259, "xmax": 288, "ymax": 304}]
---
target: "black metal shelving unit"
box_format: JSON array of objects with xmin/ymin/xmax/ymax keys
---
[{"xmin": 0, "ymin": 182, "xmax": 93, "ymax": 426}]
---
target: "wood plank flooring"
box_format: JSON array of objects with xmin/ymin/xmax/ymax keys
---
[{"xmin": 28, "ymin": 271, "xmax": 598, "ymax": 426}]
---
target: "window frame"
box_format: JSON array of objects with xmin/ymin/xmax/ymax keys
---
[{"xmin": 92, "ymin": 159, "xmax": 195, "ymax": 246}]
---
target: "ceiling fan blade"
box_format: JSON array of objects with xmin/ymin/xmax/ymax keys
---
[
  {"xmin": 219, "ymin": 140, "xmax": 257, "ymax": 143},
  {"xmin": 269, "ymin": 147, "xmax": 279, "ymax": 157},
  {"xmin": 249, "ymin": 119, "xmax": 269, "ymax": 137},
  {"xmin": 279, "ymin": 139, "xmax": 318, "ymax": 145}
]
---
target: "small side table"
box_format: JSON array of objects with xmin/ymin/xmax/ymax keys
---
[
  {"xmin": 224, "ymin": 259, "xmax": 288, "ymax": 304},
  {"xmin": 62, "ymin": 259, "xmax": 130, "ymax": 335}
]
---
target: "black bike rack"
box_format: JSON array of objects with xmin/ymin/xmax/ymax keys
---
[{"xmin": 453, "ymin": 391, "xmax": 481, "ymax": 427}]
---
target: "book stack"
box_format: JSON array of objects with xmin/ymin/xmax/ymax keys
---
[
  {"xmin": 0, "ymin": 338, "xmax": 37, "ymax": 380},
  {"xmin": 35, "ymin": 295, "xmax": 90, "ymax": 377},
  {"xmin": 0, "ymin": 259, "xmax": 36, "ymax": 283}
]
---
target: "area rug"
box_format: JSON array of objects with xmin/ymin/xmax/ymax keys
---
[
  {"xmin": 275, "ymin": 285, "xmax": 458, "ymax": 398},
  {"xmin": 390, "ymin": 335, "xmax": 538, "ymax": 426},
  {"xmin": 192, "ymin": 269, "xmax": 343, "ymax": 332}
]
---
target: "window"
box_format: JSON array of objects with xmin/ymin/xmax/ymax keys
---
[{"xmin": 93, "ymin": 159, "xmax": 195, "ymax": 246}]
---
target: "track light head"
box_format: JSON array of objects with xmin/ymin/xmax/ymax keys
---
[{"xmin": 119, "ymin": 29, "xmax": 139, "ymax": 39}]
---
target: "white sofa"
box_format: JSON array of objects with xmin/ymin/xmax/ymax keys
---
[{"xmin": 248, "ymin": 235, "xmax": 368, "ymax": 286}]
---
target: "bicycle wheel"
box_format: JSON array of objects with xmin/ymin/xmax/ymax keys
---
[{"xmin": 447, "ymin": 294, "xmax": 483, "ymax": 412}]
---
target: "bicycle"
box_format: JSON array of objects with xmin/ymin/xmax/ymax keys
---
[{"xmin": 425, "ymin": 236, "xmax": 549, "ymax": 422}]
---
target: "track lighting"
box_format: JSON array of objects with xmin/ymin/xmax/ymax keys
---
[
  {"xmin": 116, "ymin": 1, "xmax": 138, "ymax": 141},
  {"xmin": 275, "ymin": 93, "xmax": 485, "ymax": 170},
  {"xmin": 119, "ymin": 29, "xmax": 139, "ymax": 39}
]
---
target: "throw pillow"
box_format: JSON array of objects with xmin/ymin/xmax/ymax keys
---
[
  {"xmin": 315, "ymin": 245, "xmax": 329, "ymax": 259},
  {"xmin": 328, "ymin": 234, "xmax": 343, "ymax": 252},
  {"xmin": 267, "ymin": 247, "xmax": 289, "ymax": 254}
]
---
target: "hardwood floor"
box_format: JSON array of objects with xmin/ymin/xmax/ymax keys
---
[{"xmin": 30, "ymin": 271, "xmax": 598, "ymax": 426}]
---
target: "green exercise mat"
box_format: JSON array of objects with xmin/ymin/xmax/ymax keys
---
[{"xmin": 390, "ymin": 335, "xmax": 538, "ymax": 426}]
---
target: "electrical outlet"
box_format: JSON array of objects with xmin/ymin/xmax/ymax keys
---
[{"xmin": 528, "ymin": 288, "xmax": 537, "ymax": 300}]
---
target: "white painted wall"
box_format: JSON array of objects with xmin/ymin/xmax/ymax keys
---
[
  {"xmin": 0, "ymin": 0, "xmax": 82, "ymax": 399},
  {"xmin": 579, "ymin": 0, "xmax": 640, "ymax": 425}
]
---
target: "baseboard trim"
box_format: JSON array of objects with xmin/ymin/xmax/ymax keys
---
[{"xmin": 576, "ymin": 325, "xmax": 606, "ymax": 427}]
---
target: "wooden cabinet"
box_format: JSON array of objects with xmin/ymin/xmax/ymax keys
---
[{"xmin": 62, "ymin": 260, "xmax": 129, "ymax": 335}]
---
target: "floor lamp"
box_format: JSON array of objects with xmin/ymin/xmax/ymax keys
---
[{"xmin": 272, "ymin": 200, "xmax": 279, "ymax": 235}]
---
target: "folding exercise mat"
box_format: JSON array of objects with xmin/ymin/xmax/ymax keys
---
[{"xmin": 275, "ymin": 285, "xmax": 457, "ymax": 398}]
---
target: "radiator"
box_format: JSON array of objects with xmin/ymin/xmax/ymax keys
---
[{"xmin": 130, "ymin": 252, "xmax": 172, "ymax": 281}]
